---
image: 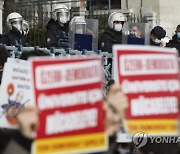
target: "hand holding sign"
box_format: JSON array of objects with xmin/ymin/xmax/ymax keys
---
[
  {"xmin": 17, "ymin": 107, "xmax": 39, "ymax": 139},
  {"xmin": 104, "ymin": 84, "xmax": 128, "ymax": 136}
]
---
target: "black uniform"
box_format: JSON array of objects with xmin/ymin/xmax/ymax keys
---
[
  {"xmin": 46, "ymin": 19, "xmax": 69, "ymax": 49},
  {"xmin": 0, "ymin": 27, "xmax": 27, "ymax": 46},
  {"xmin": 99, "ymin": 28, "xmax": 122, "ymax": 53},
  {"xmin": 166, "ymin": 34, "xmax": 180, "ymax": 54}
]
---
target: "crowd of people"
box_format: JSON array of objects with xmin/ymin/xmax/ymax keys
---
[{"xmin": 0, "ymin": 3, "xmax": 179, "ymax": 154}]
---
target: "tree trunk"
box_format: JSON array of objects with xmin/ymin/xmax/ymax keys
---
[{"xmin": 3, "ymin": 0, "xmax": 15, "ymax": 33}]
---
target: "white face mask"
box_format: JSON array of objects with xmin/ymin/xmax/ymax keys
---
[
  {"xmin": 76, "ymin": 29, "xmax": 83, "ymax": 34},
  {"xmin": 59, "ymin": 16, "xmax": 68, "ymax": 24},
  {"xmin": 153, "ymin": 38, "xmax": 161, "ymax": 44},
  {"xmin": 57, "ymin": 12, "xmax": 69, "ymax": 24},
  {"xmin": 13, "ymin": 23, "xmax": 22, "ymax": 32},
  {"xmin": 114, "ymin": 24, "xmax": 122, "ymax": 32},
  {"xmin": 177, "ymin": 32, "xmax": 180, "ymax": 39},
  {"xmin": 118, "ymin": 148, "xmax": 130, "ymax": 154}
]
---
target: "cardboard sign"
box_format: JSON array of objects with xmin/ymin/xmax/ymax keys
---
[
  {"xmin": 113, "ymin": 45, "xmax": 180, "ymax": 136},
  {"xmin": 31, "ymin": 57, "xmax": 108, "ymax": 154},
  {"xmin": 0, "ymin": 58, "xmax": 32, "ymax": 128}
]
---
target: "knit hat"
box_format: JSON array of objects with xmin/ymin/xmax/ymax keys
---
[{"xmin": 151, "ymin": 26, "xmax": 166, "ymax": 39}]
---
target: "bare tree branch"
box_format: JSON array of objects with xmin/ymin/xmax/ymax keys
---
[{"xmin": 3, "ymin": 0, "xmax": 15, "ymax": 33}]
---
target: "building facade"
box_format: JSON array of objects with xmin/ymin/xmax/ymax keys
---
[{"xmin": 0, "ymin": 0, "xmax": 179, "ymax": 41}]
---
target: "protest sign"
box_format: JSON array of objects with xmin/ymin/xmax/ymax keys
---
[
  {"xmin": 0, "ymin": 58, "xmax": 32, "ymax": 128},
  {"xmin": 31, "ymin": 56, "xmax": 108, "ymax": 154},
  {"xmin": 113, "ymin": 45, "xmax": 180, "ymax": 136}
]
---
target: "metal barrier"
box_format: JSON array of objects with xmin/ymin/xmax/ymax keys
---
[
  {"xmin": 14, "ymin": 0, "xmax": 123, "ymax": 47},
  {"xmin": 5, "ymin": 45, "xmax": 113, "ymax": 94}
]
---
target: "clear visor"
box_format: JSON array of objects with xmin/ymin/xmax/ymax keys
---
[
  {"xmin": 9, "ymin": 17, "xmax": 23, "ymax": 24},
  {"xmin": 75, "ymin": 24, "xmax": 86, "ymax": 34},
  {"xmin": 22, "ymin": 22, "xmax": 29, "ymax": 31},
  {"xmin": 56, "ymin": 10, "xmax": 69, "ymax": 24},
  {"xmin": 11, "ymin": 19, "xmax": 23, "ymax": 31}
]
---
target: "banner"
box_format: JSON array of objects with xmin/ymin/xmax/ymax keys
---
[
  {"xmin": 31, "ymin": 57, "xmax": 108, "ymax": 154},
  {"xmin": 0, "ymin": 58, "xmax": 32, "ymax": 128},
  {"xmin": 113, "ymin": 45, "xmax": 180, "ymax": 136}
]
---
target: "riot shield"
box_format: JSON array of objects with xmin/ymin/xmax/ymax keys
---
[
  {"xmin": 69, "ymin": 16, "xmax": 98, "ymax": 51},
  {"xmin": 122, "ymin": 22, "xmax": 150, "ymax": 45}
]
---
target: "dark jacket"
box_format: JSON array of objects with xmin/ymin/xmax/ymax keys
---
[
  {"xmin": 166, "ymin": 34, "xmax": 180, "ymax": 54},
  {"xmin": 150, "ymin": 39, "xmax": 160, "ymax": 46},
  {"xmin": 99, "ymin": 28, "xmax": 122, "ymax": 53},
  {"xmin": 0, "ymin": 27, "xmax": 28, "ymax": 46},
  {"xmin": 2, "ymin": 130, "xmax": 33, "ymax": 154},
  {"xmin": 46, "ymin": 19, "xmax": 69, "ymax": 49}
]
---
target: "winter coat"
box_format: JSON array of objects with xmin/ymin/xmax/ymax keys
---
[
  {"xmin": 2, "ymin": 130, "xmax": 33, "ymax": 154},
  {"xmin": 150, "ymin": 39, "xmax": 161, "ymax": 46},
  {"xmin": 0, "ymin": 27, "xmax": 28, "ymax": 46},
  {"xmin": 45, "ymin": 19, "xmax": 69, "ymax": 49},
  {"xmin": 99, "ymin": 28, "xmax": 122, "ymax": 53},
  {"xmin": 166, "ymin": 34, "xmax": 180, "ymax": 54}
]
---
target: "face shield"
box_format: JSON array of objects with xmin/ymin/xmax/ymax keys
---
[
  {"xmin": 75, "ymin": 24, "xmax": 86, "ymax": 34},
  {"xmin": 22, "ymin": 22, "xmax": 29, "ymax": 35},
  {"xmin": 10, "ymin": 18, "xmax": 23, "ymax": 32},
  {"xmin": 56, "ymin": 9, "xmax": 69, "ymax": 24}
]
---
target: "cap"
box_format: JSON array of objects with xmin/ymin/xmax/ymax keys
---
[
  {"xmin": 151, "ymin": 26, "xmax": 166, "ymax": 39},
  {"xmin": 116, "ymin": 133, "xmax": 132, "ymax": 143}
]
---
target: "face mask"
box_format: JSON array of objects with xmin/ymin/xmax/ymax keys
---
[
  {"xmin": 177, "ymin": 32, "xmax": 180, "ymax": 39},
  {"xmin": 114, "ymin": 24, "xmax": 122, "ymax": 32},
  {"xmin": 130, "ymin": 31, "xmax": 137, "ymax": 35},
  {"xmin": 57, "ymin": 12, "xmax": 69, "ymax": 24},
  {"xmin": 76, "ymin": 29, "xmax": 83, "ymax": 34},
  {"xmin": 118, "ymin": 148, "xmax": 130, "ymax": 154},
  {"xmin": 153, "ymin": 38, "xmax": 161, "ymax": 44},
  {"xmin": 59, "ymin": 16, "xmax": 68, "ymax": 24},
  {"xmin": 129, "ymin": 31, "xmax": 138, "ymax": 38},
  {"xmin": 13, "ymin": 24, "xmax": 22, "ymax": 32}
]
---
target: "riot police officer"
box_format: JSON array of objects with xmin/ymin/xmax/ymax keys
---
[
  {"xmin": 99, "ymin": 12, "xmax": 127, "ymax": 53},
  {"xmin": 1, "ymin": 12, "xmax": 28, "ymax": 46},
  {"xmin": 45, "ymin": 4, "xmax": 70, "ymax": 49}
]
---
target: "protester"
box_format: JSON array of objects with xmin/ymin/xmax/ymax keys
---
[
  {"xmin": 150, "ymin": 26, "xmax": 166, "ymax": 46},
  {"xmin": 2, "ymin": 84, "xmax": 128, "ymax": 154},
  {"xmin": 115, "ymin": 132, "xmax": 133, "ymax": 154},
  {"xmin": 2, "ymin": 107, "xmax": 38, "ymax": 154},
  {"xmin": 19, "ymin": 49, "xmax": 50, "ymax": 60},
  {"xmin": 166, "ymin": 24, "xmax": 180, "ymax": 54},
  {"xmin": 0, "ymin": 46, "xmax": 12, "ymax": 154},
  {"xmin": 129, "ymin": 24, "xmax": 142, "ymax": 38}
]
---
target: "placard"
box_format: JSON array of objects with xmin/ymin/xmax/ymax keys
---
[
  {"xmin": 31, "ymin": 57, "xmax": 108, "ymax": 154},
  {"xmin": 113, "ymin": 45, "xmax": 180, "ymax": 136}
]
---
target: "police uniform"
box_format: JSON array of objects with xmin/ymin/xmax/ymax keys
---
[
  {"xmin": 1, "ymin": 27, "xmax": 27, "ymax": 46},
  {"xmin": 45, "ymin": 19, "xmax": 69, "ymax": 49}
]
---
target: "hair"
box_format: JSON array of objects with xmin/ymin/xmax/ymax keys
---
[
  {"xmin": 130, "ymin": 24, "xmax": 140, "ymax": 29},
  {"xmin": 176, "ymin": 24, "xmax": 180, "ymax": 29},
  {"xmin": 19, "ymin": 50, "xmax": 50, "ymax": 60},
  {"xmin": 150, "ymin": 26, "xmax": 166, "ymax": 39}
]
